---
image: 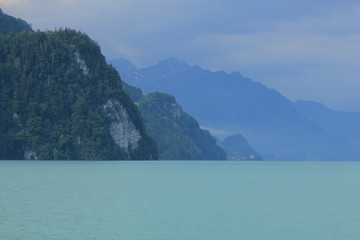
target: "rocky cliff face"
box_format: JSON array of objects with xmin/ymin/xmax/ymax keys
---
[
  {"xmin": 103, "ymin": 100, "xmax": 142, "ymax": 150},
  {"xmin": 24, "ymin": 150, "xmax": 38, "ymax": 160}
]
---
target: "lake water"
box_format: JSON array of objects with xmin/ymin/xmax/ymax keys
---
[{"xmin": 1, "ymin": 161, "xmax": 360, "ymax": 240}]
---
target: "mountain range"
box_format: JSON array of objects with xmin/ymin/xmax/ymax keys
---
[
  {"xmin": 293, "ymin": 100, "xmax": 360, "ymax": 147},
  {"xmin": 111, "ymin": 58, "xmax": 360, "ymax": 160},
  {"xmin": 122, "ymin": 79, "xmax": 259, "ymax": 160},
  {"xmin": 2, "ymin": 9, "xmax": 359, "ymax": 161},
  {"xmin": 1, "ymin": 10, "xmax": 236, "ymax": 161}
]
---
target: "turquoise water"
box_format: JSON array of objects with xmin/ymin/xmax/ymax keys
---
[{"xmin": 1, "ymin": 161, "xmax": 360, "ymax": 240}]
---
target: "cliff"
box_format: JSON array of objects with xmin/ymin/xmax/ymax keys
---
[{"xmin": 0, "ymin": 29, "xmax": 157, "ymax": 160}]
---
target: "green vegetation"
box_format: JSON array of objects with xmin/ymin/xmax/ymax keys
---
[
  {"xmin": 138, "ymin": 92, "xmax": 226, "ymax": 160},
  {"xmin": 0, "ymin": 29, "xmax": 157, "ymax": 160},
  {"xmin": 0, "ymin": 8, "xmax": 33, "ymax": 35},
  {"xmin": 122, "ymin": 81, "xmax": 143, "ymax": 102}
]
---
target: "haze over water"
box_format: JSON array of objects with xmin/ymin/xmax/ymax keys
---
[{"xmin": 1, "ymin": 161, "xmax": 360, "ymax": 240}]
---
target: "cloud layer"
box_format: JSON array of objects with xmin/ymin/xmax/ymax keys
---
[{"xmin": 2, "ymin": 0, "xmax": 360, "ymax": 111}]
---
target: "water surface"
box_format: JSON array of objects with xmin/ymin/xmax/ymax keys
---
[{"xmin": 1, "ymin": 161, "xmax": 360, "ymax": 240}]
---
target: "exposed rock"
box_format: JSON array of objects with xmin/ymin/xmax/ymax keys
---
[
  {"xmin": 169, "ymin": 103, "xmax": 181, "ymax": 119},
  {"xmin": 103, "ymin": 99, "xmax": 142, "ymax": 150},
  {"xmin": 74, "ymin": 51, "xmax": 89, "ymax": 75},
  {"xmin": 24, "ymin": 150, "xmax": 38, "ymax": 160}
]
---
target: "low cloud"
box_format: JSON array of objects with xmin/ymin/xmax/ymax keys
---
[{"xmin": 0, "ymin": 0, "xmax": 27, "ymax": 7}]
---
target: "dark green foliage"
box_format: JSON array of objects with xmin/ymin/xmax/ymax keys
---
[
  {"xmin": 122, "ymin": 81, "xmax": 144, "ymax": 102},
  {"xmin": 0, "ymin": 9, "xmax": 33, "ymax": 35},
  {"xmin": 218, "ymin": 134, "xmax": 262, "ymax": 160},
  {"xmin": 0, "ymin": 29, "xmax": 157, "ymax": 160},
  {"xmin": 138, "ymin": 92, "xmax": 226, "ymax": 160}
]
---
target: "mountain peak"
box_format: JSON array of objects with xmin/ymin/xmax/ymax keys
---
[
  {"xmin": 109, "ymin": 58, "xmax": 137, "ymax": 76},
  {"xmin": 156, "ymin": 58, "xmax": 189, "ymax": 69}
]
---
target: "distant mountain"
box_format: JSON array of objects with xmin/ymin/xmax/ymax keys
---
[
  {"xmin": 0, "ymin": 8, "xmax": 33, "ymax": 35},
  {"xmin": 122, "ymin": 83, "xmax": 227, "ymax": 160},
  {"xmin": 122, "ymin": 80, "xmax": 260, "ymax": 160},
  {"xmin": 218, "ymin": 134, "xmax": 262, "ymax": 160},
  {"xmin": 110, "ymin": 58, "xmax": 137, "ymax": 76},
  {"xmin": 294, "ymin": 100, "xmax": 360, "ymax": 146},
  {"xmin": 111, "ymin": 58, "xmax": 360, "ymax": 160}
]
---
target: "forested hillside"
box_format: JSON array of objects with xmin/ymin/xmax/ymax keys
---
[
  {"xmin": 0, "ymin": 29, "xmax": 157, "ymax": 160},
  {"xmin": 138, "ymin": 92, "xmax": 226, "ymax": 160},
  {"xmin": 0, "ymin": 8, "xmax": 33, "ymax": 34}
]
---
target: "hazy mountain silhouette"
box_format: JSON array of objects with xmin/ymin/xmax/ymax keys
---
[
  {"xmin": 217, "ymin": 134, "xmax": 262, "ymax": 160},
  {"xmin": 111, "ymin": 58, "xmax": 359, "ymax": 160},
  {"xmin": 294, "ymin": 100, "xmax": 360, "ymax": 147}
]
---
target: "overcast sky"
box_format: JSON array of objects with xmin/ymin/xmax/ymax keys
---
[{"xmin": 2, "ymin": 0, "xmax": 360, "ymax": 111}]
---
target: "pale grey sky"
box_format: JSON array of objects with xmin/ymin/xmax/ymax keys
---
[{"xmin": 2, "ymin": 0, "xmax": 360, "ymax": 111}]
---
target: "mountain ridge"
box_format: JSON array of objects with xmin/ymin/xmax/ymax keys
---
[
  {"xmin": 111, "ymin": 57, "xmax": 360, "ymax": 160},
  {"xmin": 122, "ymin": 74, "xmax": 259, "ymax": 160},
  {"xmin": 0, "ymin": 8, "xmax": 33, "ymax": 35},
  {"xmin": 294, "ymin": 100, "xmax": 360, "ymax": 147}
]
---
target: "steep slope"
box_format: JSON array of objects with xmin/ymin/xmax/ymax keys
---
[
  {"xmin": 138, "ymin": 92, "xmax": 227, "ymax": 160},
  {"xmin": 0, "ymin": 30, "xmax": 157, "ymax": 160},
  {"xmin": 112, "ymin": 58, "xmax": 359, "ymax": 160},
  {"xmin": 0, "ymin": 8, "xmax": 33, "ymax": 34},
  {"xmin": 294, "ymin": 100, "xmax": 360, "ymax": 146}
]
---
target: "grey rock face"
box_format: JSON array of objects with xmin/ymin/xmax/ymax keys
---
[
  {"xmin": 24, "ymin": 150, "xmax": 38, "ymax": 160},
  {"xmin": 74, "ymin": 51, "xmax": 89, "ymax": 76},
  {"xmin": 103, "ymin": 100, "xmax": 142, "ymax": 150}
]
